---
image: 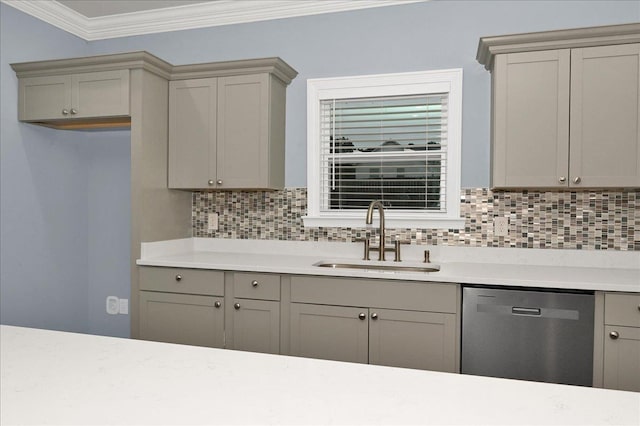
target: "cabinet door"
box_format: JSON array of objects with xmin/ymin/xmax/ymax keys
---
[
  {"xmin": 290, "ymin": 303, "xmax": 368, "ymax": 364},
  {"xmin": 18, "ymin": 75, "xmax": 71, "ymax": 121},
  {"xmin": 168, "ymin": 78, "xmax": 217, "ymax": 189},
  {"xmin": 139, "ymin": 291, "xmax": 224, "ymax": 348},
  {"xmin": 492, "ymin": 50, "xmax": 570, "ymax": 188},
  {"xmin": 217, "ymin": 74, "xmax": 270, "ymax": 188},
  {"xmin": 369, "ymin": 308, "xmax": 457, "ymax": 372},
  {"xmin": 570, "ymin": 44, "xmax": 640, "ymax": 187},
  {"xmin": 231, "ymin": 299, "xmax": 280, "ymax": 354},
  {"xmin": 603, "ymin": 325, "xmax": 640, "ymax": 392},
  {"xmin": 72, "ymin": 70, "xmax": 130, "ymax": 118}
]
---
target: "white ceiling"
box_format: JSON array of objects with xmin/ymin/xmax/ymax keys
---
[
  {"xmin": 1, "ymin": 0, "xmax": 426, "ymax": 41},
  {"xmin": 57, "ymin": 1, "xmax": 213, "ymax": 18}
]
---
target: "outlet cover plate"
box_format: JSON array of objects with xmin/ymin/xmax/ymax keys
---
[
  {"xmin": 208, "ymin": 213, "xmax": 219, "ymax": 231},
  {"xmin": 106, "ymin": 296, "xmax": 119, "ymax": 315},
  {"xmin": 119, "ymin": 299, "xmax": 128, "ymax": 315},
  {"xmin": 494, "ymin": 217, "xmax": 509, "ymax": 237}
]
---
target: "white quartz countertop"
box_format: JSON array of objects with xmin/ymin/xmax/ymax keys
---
[
  {"xmin": 136, "ymin": 238, "xmax": 640, "ymax": 293},
  {"xmin": 2, "ymin": 325, "xmax": 639, "ymax": 426}
]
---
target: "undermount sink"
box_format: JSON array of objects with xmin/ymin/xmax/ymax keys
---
[{"xmin": 313, "ymin": 261, "xmax": 440, "ymax": 273}]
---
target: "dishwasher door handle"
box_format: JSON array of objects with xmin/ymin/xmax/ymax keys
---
[{"xmin": 512, "ymin": 306, "xmax": 541, "ymax": 316}]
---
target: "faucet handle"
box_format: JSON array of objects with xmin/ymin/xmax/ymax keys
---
[{"xmin": 363, "ymin": 238, "xmax": 370, "ymax": 261}]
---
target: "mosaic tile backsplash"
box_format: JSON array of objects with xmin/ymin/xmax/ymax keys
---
[{"xmin": 193, "ymin": 188, "xmax": 639, "ymax": 250}]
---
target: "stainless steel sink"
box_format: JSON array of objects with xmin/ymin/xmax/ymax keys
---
[{"xmin": 313, "ymin": 261, "xmax": 440, "ymax": 273}]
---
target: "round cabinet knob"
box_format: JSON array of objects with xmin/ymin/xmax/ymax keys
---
[
  {"xmin": 62, "ymin": 109, "xmax": 69, "ymax": 116},
  {"xmin": 609, "ymin": 331, "xmax": 619, "ymax": 340},
  {"xmin": 70, "ymin": 108, "xmax": 78, "ymax": 115},
  {"xmin": 175, "ymin": 274, "xmax": 182, "ymax": 282},
  {"xmin": 214, "ymin": 301, "xmax": 221, "ymax": 308},
  {"xmin": 573, "ymin": 177, "xmax": 582, "ymax": 184},
  {"xmin": 251, "ymin": 280, "xmax": 259, "ymax": 287},
  {"xmin": 558, "ymin": 176, "xmax": 566, "ymax": 183},
  {"xmin": 371, "ymin": 313, "xmax": 378, "ymax": 320},
  {"xmin": 217, "ymin": 179, "xmax": 223, "ymax": 185},
  {"xmin": 208, "ymin": 180, "xmax": 214, "ymax": 186},
  {"xmin": 234, "ymin": 303, "xmax": 241, "ymax": 310},
  {"xmin": 358, "ymin": 313, "xmax": 366, "ymax": 320}
]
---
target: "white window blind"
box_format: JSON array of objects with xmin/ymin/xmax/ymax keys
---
[
  {"xmin": 319, "ymin": 94, "xmax": 448, "ymax": 213},
  {"xmin": 304, "ymin": 69, "xmax": 463, "ymax": 229}
]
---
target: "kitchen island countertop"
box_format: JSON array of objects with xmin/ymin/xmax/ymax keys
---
[{"xmin": 2, "ymin": 325, "xmax": 639, "ymax": 425}]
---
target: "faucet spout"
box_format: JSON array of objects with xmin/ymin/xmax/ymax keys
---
[{"xmin": 366, "ymin": 200, "xmax": 386, "ymax": 261}]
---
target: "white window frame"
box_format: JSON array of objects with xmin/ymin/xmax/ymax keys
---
[{"xmin": 303, "ymin": 69, "xmax": 464, "ymax": 229}]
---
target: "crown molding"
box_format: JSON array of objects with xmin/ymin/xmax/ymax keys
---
[
  {"xmin": 1, "ymin": 0, "xmax": 426, "ymax": 41},
  {"xmin": 477, "ymin": 22, "xmax": 640, "ymax": 71}
]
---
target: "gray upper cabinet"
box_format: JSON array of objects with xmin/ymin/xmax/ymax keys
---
[
  {"xmin": 168, "ymin": 78, "xmax": 218, "ymax": 189},
  {"xmin": 492, "ymin": 50, "xmax": 570, "ymax": 188},
  {"xmin": 478, "ymin": 24, "xmax": 640, "ymax": 189},
  {"xmin": 18, "ymin": 70, "xmax": 130, "ymax": 122},
  {"xmin": 570, "ymin": 44, "xmax": 640, "ymax": 188},
  {"xmin": 168, "ymin": 58, "xmax": 297, "ymax": 190}
]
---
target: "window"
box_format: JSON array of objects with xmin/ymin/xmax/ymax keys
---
[{"xmin": 304, "ymin": 69, "xmax": 464, "ymax": 228}]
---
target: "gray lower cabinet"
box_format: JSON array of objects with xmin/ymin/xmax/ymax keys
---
[
  {"xmin": 17, "ymin": 70, "xmax": 130, "ymax": 122},
  {"xmin": 289, "ymin": 303, "xmax": 369, "ymax": 363},
  {"xmin": 601, "ymin": 293, "xmax": 640, "ymax": 391},
  {"xmin": 288, "ymin": 275, "xmax": 460, "ymax": 373},
  {"xmin": 138, "ymin": 266, "xmax": 225, "ymax": 348},
  {"xmin": 289, "ymin": 303, "xmax": 457, "ymax": 372},
  {"xmin": 228, "ymin": 272, "xmax": 281, "ymax": 354},
  {"xmin": 369, "ymin": 308, "xmax": 456, "ymax": 371},
  {"xmin": 231, "ymin": 298, "xmax": 280, "ymax": 354},
  {"xmin": 139, "ymin": 291, "xmax": 224, "ymax": 348},
  {"xmin": 138, "ymin": 267, "xmax": 460, "ymax": 372}
]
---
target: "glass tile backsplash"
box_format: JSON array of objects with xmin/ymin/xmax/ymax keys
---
[{"xmin": 193, "ymin": 188, "xmax": 638, "ymax": 250}]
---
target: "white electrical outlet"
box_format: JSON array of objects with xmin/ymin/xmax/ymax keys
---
[
  {"xmin": 494, "ymin": 217, "xmax": 509, "ymax": 237},
  {"xmin": 106, "ymin": 296, "xmax": 119, "ymax": 315},
  {"xmin": 119, "ymin": 299, "xmax": 129, "ymax": 315},
  {"xmin": 208, "ymin": 213, "xmax": 219, "ymax": 231}
]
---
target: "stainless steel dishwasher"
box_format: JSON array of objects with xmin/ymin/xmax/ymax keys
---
[{"xmin": 461, "ymin": 286, "xmax": 594, "ymax": 386}]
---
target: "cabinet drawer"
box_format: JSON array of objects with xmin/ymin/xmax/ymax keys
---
[
  {"xmin": 291, "ymin": 276, "xmax": 458, "ymax": 313},
  {"xmin": 605, "ymin": 293, "xmax": 640, "ymax": 327},
  {"xmin": 139, "ymin": 267, "xmax": 224, "ymax": 296},
  {"xmin": 234, "ymin": 272, "xmax": 280, "ymax": 301}
]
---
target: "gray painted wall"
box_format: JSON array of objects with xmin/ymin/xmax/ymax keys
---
[
  {"xmin": 1, "ymin": 4, "xmax": 91, "ymax": 333},
  {"xmin": 1, "ymin": 1, "xmax": 638, "ymax": 337},
  {"xmin": 0, "ymin": 5, "xmax": 130, "ymax": 337}
]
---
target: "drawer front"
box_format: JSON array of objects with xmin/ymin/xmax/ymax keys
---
[
  {"xmin": 234, "ymin": 272, "xmax": 280, "ymax": 301},
  {"xmin": 605, "ymin": 293, "xmax": 640, "ymax": 327},
  {"xmin": 139, "ymin": 266, "xmax": 224, "ymax": 296},
  {"xmin": 290, "ymin": 275, "xmax": 458, "ymax": 313}
]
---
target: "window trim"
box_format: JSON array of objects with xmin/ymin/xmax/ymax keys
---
[{"xmin": 303, "ymin": 69, "xmax": 464, "ymax": 229}]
